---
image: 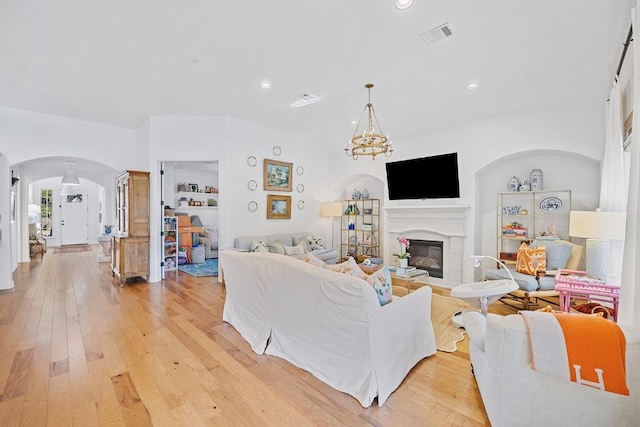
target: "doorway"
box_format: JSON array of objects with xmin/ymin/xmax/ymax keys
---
[
  {"xmin": 160, "ymin": 161, "xmax": 219, "ymax": 277},
  {"xmin": 61, "ymin": 191, "xmax": 88, "ymax": 245}
]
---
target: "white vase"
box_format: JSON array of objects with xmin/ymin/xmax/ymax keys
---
[{"xmin": 397, "ymin": 258, "xmax": 408, "ymax": 269}]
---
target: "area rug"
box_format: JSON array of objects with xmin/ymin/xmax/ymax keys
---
[
  {"xmin": 178, "ymin": 258, "xmax": 218, "ymax": 277},
  {"xmin": 431, "ymin": 293, "xmax": 473, "ymax": 353},
  {"xmin": 55, "ymin": 244, "xmax": 92, "ymax": 254}
]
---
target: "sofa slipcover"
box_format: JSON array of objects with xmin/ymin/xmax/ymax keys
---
[
  {"xmin": 464, "ymin": 312, "xmax": 640, "ymax": 426},
  {"xmin": 221, "ymin": 250, "xmax": 437, "ymax": 407}
]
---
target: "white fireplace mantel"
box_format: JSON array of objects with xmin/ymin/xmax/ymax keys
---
[{"xmin": 384, "ymin": 205, "xmax": 470, "ymax": 286}]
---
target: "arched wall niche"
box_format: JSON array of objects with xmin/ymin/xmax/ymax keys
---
[{"xmin": 473, "ymin": 149, "xmax": 601, "ymax": 262}]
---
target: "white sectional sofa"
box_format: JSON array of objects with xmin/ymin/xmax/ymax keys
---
[
  {"xmin": 220, "ymin": 250, "xmax": 437, "ymax": 407},
  {"xmin": 464, "ymin": 312, "xmax": 640, "ymax": 426}
]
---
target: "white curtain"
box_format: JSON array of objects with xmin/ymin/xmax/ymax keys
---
[
  {"xmin": 600, "ymin": 78, "xmax": 626, "ymax": 288},
  {"xmin": 620, "ymin": 6, "xmax": 640, "ymax": 328}
]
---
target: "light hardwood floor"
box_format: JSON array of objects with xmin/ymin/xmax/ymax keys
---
[{"xmin": 0, "ymin": 247, "xmax": 527, "ymax": 426}]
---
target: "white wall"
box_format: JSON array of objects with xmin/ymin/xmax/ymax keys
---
[
  {"xmin": 146, "ymin": 116, "xmax": 329, "ymax": 282},
  {"xmin": 328, "ymin": 99, "xmax": 605, "ymax": 282},
  {"xmin": 0, "ymin": 106, "xmax": 137, "ymax": 170},
  {"xmin": 0, "ymin": 154, "xmax": 14, "ymax": 290}
]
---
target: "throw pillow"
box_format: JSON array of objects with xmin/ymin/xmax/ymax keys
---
[
  {"xmin": 284, "ymin": 244, "xmax": 305, "ymax": 256},
  {"xmin": 249, "ymin": 240, "xmax": 269, "ymax": 252},
  {"xmin": 292, "ymin": 236, "xmax": 312, "ymax": 252},
  {"xmin": 205, "ymin": 228, "xmax": 219, "ymax": 247},
  {"xmin": 516, "ymin": 242, "xmax": 547, "ymax": 276},
  {"xmin": 531, "ymin": 239, "xmax": 571, "ymax": 271},
  {"xmin": 324, "ymin": 257, "xmax": 366, "ymax": 279},
  {"xmin": 307, "ymin": 235, "xmax": 325, "ymax": 251},
  {"xmin": 301, "ymin": 252, "xmax": 327, "ymax": 268},
  {"xmin": 366, "ymin": 266, "xmax": 393, "ymax": 306},
  {"xmin": 268, "ymin": 240, "xmax": 286, "ymax": 255}
]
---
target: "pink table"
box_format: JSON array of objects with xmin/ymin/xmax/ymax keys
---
[{"xmin": 554, "ymin": 269, "xmax": 620, "ymax": 322}]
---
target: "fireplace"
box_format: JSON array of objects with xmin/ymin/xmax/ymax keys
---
[
  {"xmin": 408, "ymin": 240, "xmax": 443, "ymax": 278},
  {"xmin": 384, "ymin": 205, "xmax": 470, "ymax": 286}
]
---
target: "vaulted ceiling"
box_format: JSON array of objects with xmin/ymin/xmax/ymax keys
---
[{"xmin": 0, "ymin": 1, "xmax": 634, "ymax": 154}]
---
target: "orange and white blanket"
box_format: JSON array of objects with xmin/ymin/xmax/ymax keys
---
[{"xmin": 520, "ymin": 311, "xmax": 629, "ymax": 395}]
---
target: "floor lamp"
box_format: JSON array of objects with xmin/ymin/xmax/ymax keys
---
[
  {"xmin": 320, "ymin": 202, "xmax": 343, "ymax": 249},
  {"xmin": 569, "ymin": 210, "xmax": 626, "ymax": 281}
]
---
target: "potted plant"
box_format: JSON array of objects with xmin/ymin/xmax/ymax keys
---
[
  {"xmin": 104, "ymin": 224, "xmax": 113, "ymax": 235},
  {"xmin": 393, "ymin": 236, "xmax": 411, "ymax": 269}
]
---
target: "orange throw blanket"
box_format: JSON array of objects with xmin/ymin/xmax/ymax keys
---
[{"xmin": 520, "ymin": 311, "xmax": 629, "ymax": 395}]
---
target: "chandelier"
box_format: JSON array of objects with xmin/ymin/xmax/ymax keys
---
[{"xmin": 345, "ymin": 83, "xmax": 393, "ymax": 160}]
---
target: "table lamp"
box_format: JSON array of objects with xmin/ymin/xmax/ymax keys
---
[
  {"xmin": 569, "ymin": 210, "xmax": 626, "ymax": 280},
  {"xmin": 320, "ymin": 202, "xmax": 343, "ymax": 248}
]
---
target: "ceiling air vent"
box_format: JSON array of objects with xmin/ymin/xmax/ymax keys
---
[
  {"xmin": 289, "ymin": 93, "xmax": 321, "ymax": 108},
  {"xmin": 420, "ymin": 23, "xmax": 453, "ymax": 45}
]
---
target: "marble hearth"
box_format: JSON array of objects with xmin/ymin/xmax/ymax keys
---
[{"xmin": 385, "ymin": 205, "xmax": 470, "ymax": 287}]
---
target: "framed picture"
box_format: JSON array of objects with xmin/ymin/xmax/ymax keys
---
[
  {"xmin": 189, "ymin": 183, "xmax": 198, "ymax": 193},
  {"xmin": 263, "ymin": 158, "xmax": 293, "ymax": 192},
  {"xmin": 364, "ymin": 232, "xmax": 376, "ymax": 245},
  {"xmin": 266, "ymin": 194, "xmax": 291, "ymax": 219}
]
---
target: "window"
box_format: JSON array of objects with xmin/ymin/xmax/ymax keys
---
[{"xmin": 40, "ymin": 189, "xmax": 53, "ymax": 237}]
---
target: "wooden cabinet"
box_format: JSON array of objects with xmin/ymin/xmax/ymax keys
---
[
  {"xmin": 497, "ymin": 189, "xmax": 572, "ymax": 263},
  {"xmin": 112, "ymin": 170, "xmax": 150, "ymax": 284},
  {"xmin": 112, "ymin": 235, "xmax": 150, "ymax": 285},
  {"xmin": 340, "ymin": 198, "xmax": 380, "ymax": 261}
]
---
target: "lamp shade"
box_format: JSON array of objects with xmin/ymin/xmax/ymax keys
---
[
  {"xmin": 320, "ymin": 202, "xmax": 343, "ymax": 217},
  {"xmin": 61, "ymin": 168, "xmax": 80, "ymax": 185},
  {"xmin": 569, "ymin": 211, "xmax": 626, "ymax": 240}
]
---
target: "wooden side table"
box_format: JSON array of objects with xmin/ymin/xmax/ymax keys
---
[{"xmin": 554, "ymin": 269, "xmax": 620, "ymax": 322}]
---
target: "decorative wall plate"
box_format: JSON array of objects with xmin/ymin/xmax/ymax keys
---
[
  {"xmin": 297, "ymin": 183, "xmax": 304, "ymax": 193},
  {"xmin": 248, "ymin": 201, "xmax": 258, "ymax": 212},
  {"xmin": 297, "ymin": 200, "xmax": 305, "ymax": 209},
  {"xmin": 247, "ymin": 156, "xmax": 257, "ymax": 167},
  {"xmin": 296, "ymin": 166, "xmax": 304, "ymax": 175},
  {"xmin": 539, "ymin": 197, "xmax": 562, "ymax": 213},
  {"xmin": 272, "ymin": 146, "xmax": 282, "ymax": 156},
  {"xmin": 248, "ymin": 180, "xmax": 258, "ymax": 191},
  {"xmin": 348, "ymin": 235, "xmax": 357, "ymax": 245}
]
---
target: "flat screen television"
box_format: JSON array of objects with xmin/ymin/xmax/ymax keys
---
[{"xmin": 385, "ymin": 152, "xmax": 460, "ymax": 200}]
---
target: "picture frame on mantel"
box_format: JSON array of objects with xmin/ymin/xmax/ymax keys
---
[
  {"xmin": 263, "ymin": 158, "xmax": 293, "ymax": 192},
  {"xmin": 266, "ymin": 194, "xmax": 291, "ymax": 219}
]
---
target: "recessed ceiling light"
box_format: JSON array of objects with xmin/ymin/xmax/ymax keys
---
[
  {"xmin": 466, "ymin": 82, "xmax": 479, "ymax": 90},
  {"xmin": 395, "ymin": 0, "xmax": 414, "ymax": 10},
  {"xmin": 351, "ymin": 121, "xmax": 358, "ymax": 125},
  {"xmin": 260, "ymin": 81, "xmax": 271, "ymax": 89}
]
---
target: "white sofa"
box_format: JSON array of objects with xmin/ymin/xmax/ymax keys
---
[
  {"xmin": 220, "ymin": 250, "xmax": 437, "ymax": 407},
  {"xmin": 464, "ymin": 312, "xmax": 640, "ymax": 426},
  {"xmin": 233, "ymin": 231, "xmax": 338, "ymax": 264}
]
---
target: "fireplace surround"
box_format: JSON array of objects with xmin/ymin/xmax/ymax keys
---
[{"xmin": 385, "ymin": 205, "xmax": 470, "ymax": 286}]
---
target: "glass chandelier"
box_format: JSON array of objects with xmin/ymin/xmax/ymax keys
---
[{"xmin": 345, "ymin": 83, "xmax": 393, "ymax": 160}]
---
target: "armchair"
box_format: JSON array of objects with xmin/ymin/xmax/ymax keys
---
[
  {"xmin": 484, "ymin": 239, "xmax": 583, "ymax": 310},
  {"xmin": 28, "ymin": 223, "xmax": 46, "ymax": 258},
  {"xmin": 464, "ymin": 312, "xmax": 640, "ymax": 426}
]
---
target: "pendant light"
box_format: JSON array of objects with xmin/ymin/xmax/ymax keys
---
[{"xmin": 61, "ymin": 161, "xmax": 80, "ymax": 185}]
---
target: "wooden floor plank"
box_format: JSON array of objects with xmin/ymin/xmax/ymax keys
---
[
  {"xmin": 0, "ymin": 247, "xmax": 525, "ymax": 426},
  {"xmin": 111, "ymin": 371, "xmax": 153, "ymax": 427}
]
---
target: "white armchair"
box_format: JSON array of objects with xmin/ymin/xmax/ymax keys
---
[{"xmin": 464, "ymin": 312, "xmax": 640, "ymax": 426}]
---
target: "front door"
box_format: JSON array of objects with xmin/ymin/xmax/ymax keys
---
[{"xmin": 61, "ymin": 192, "xmax": 88, "ymax": 245}]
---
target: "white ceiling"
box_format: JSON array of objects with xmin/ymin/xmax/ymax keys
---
[{"xmin": 0, "ymin": 1, "xmax": 634, "ymax": 154}]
